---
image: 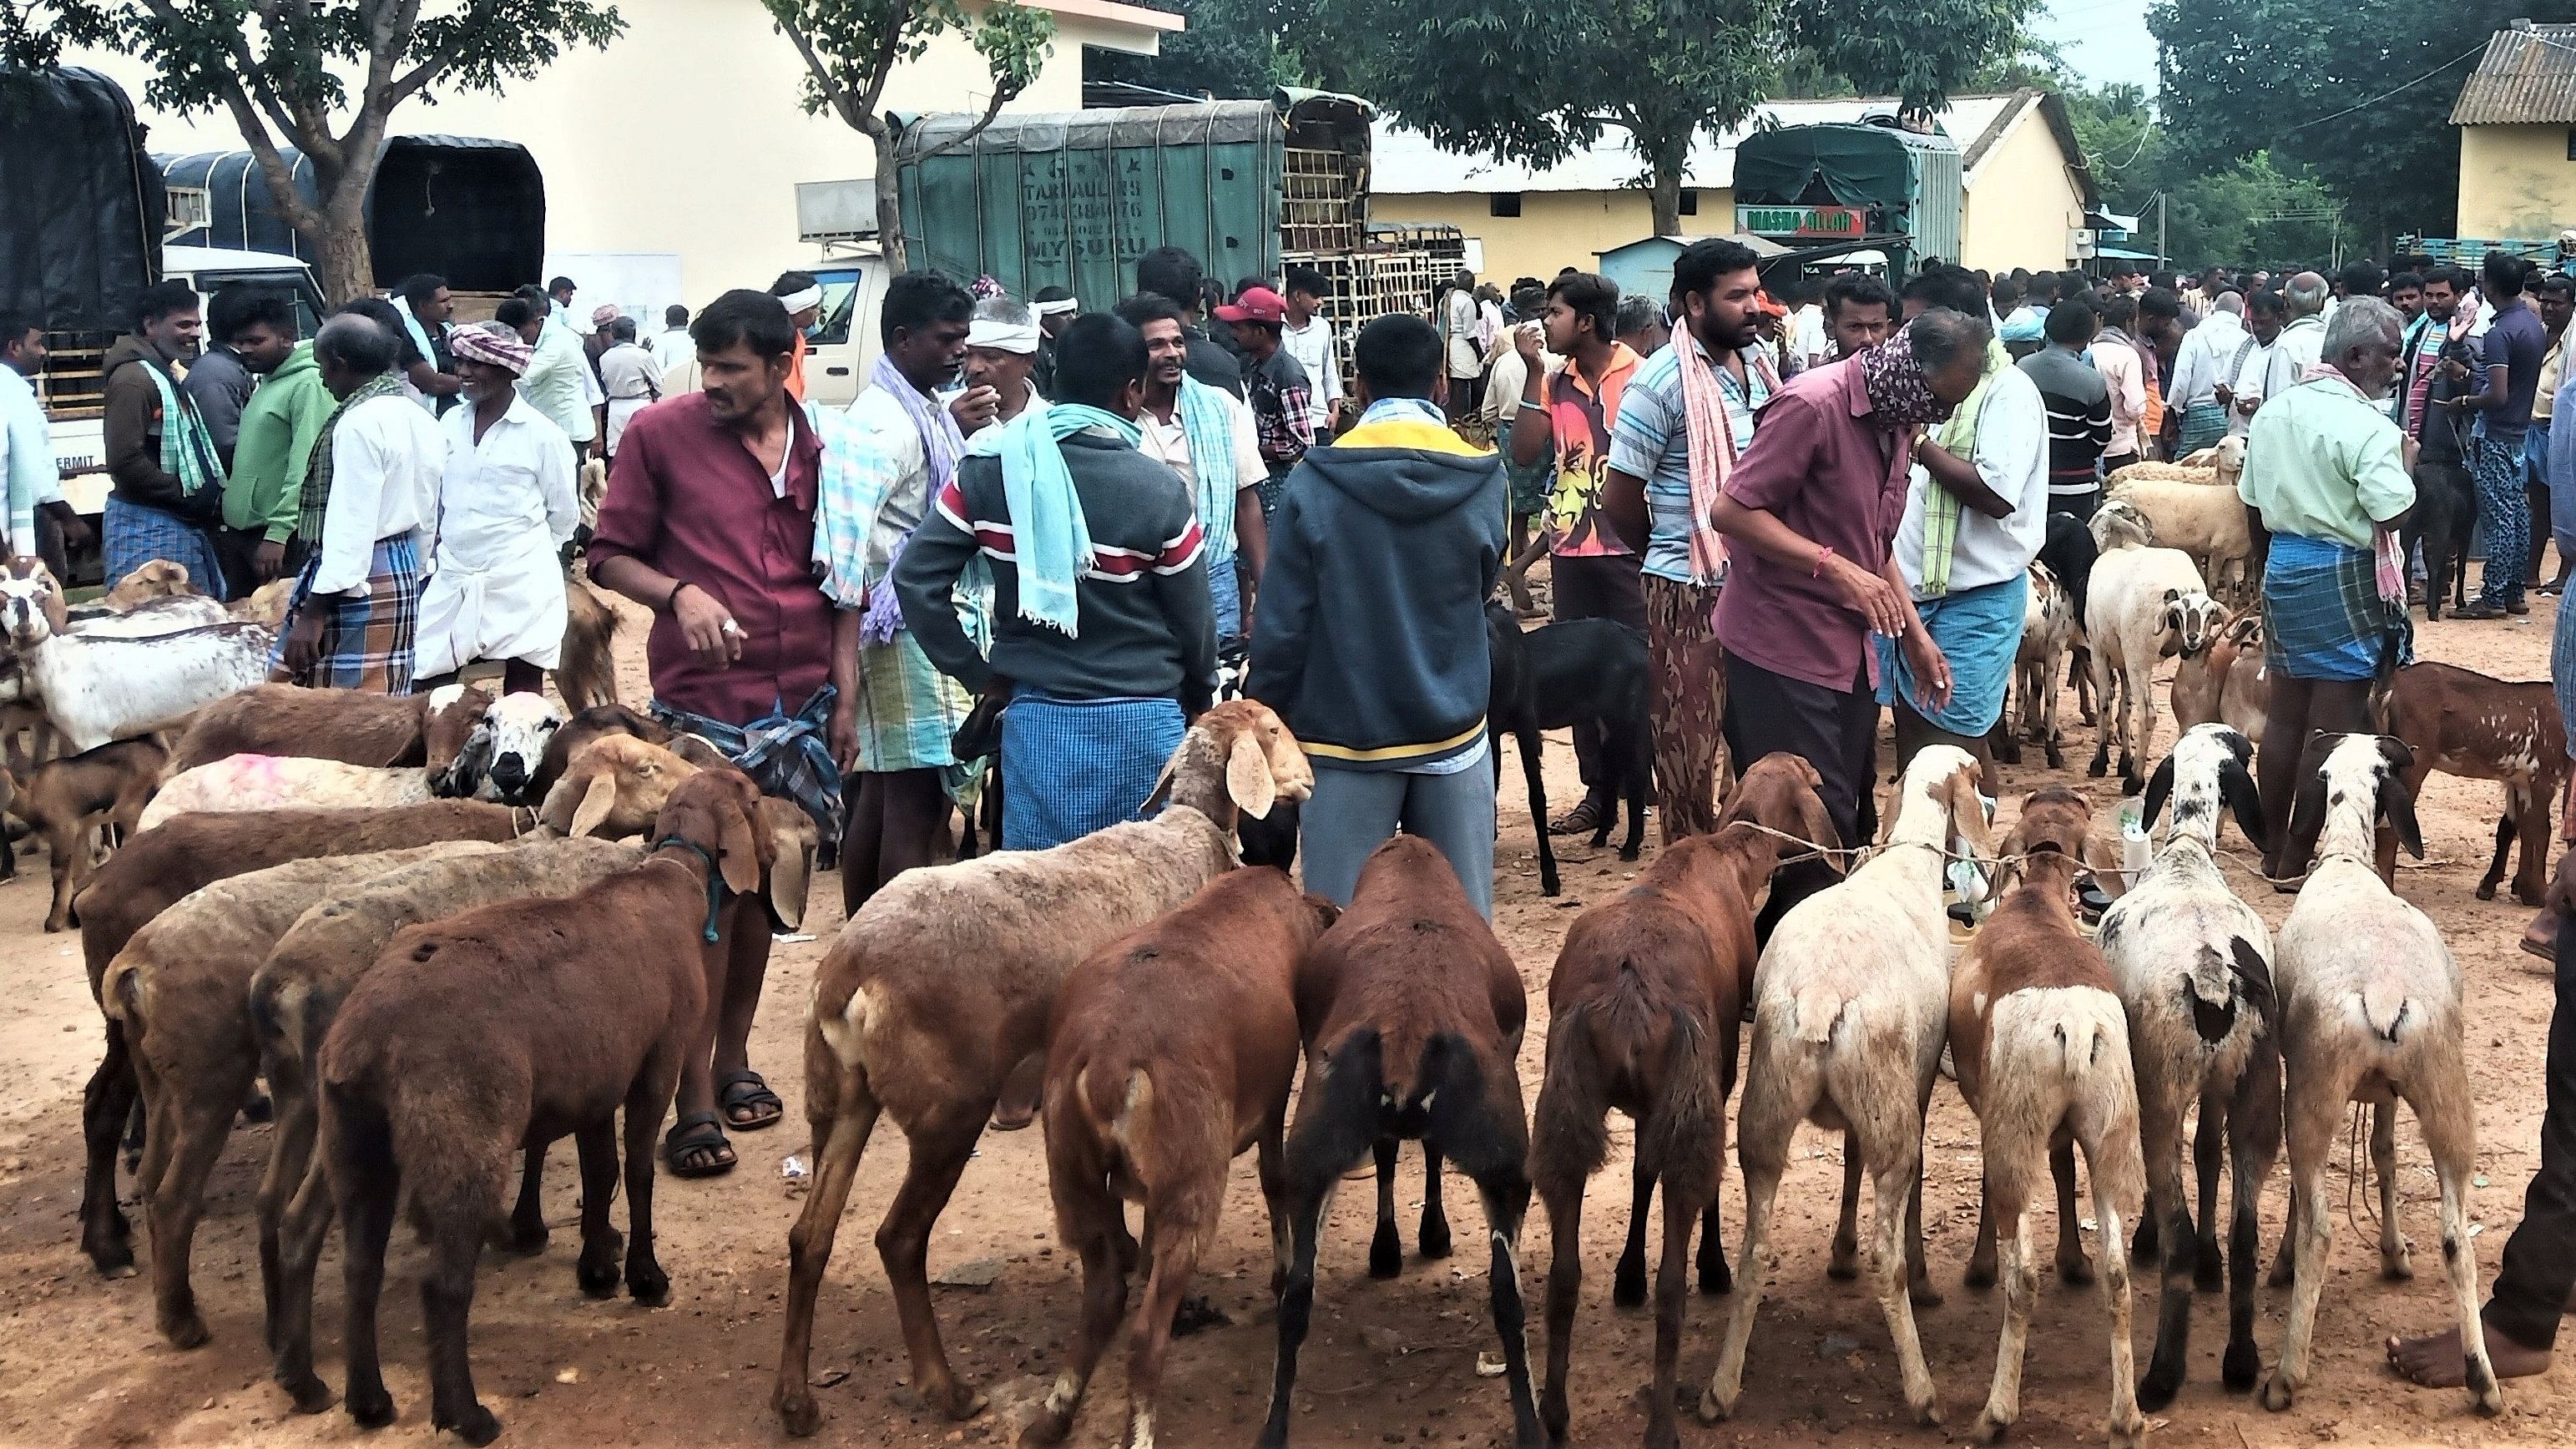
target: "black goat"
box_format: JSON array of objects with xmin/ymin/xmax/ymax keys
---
[
  {"xmin": 2403, "ymin": 459, "xmax": 2476, "ymax": 620},
  {"xmin": 2040, "ymin": 509, "xmax": 2101, "ymax": 724},
  {"xmin": 1485, "ymin": 603, "xmax": 1649, "ymax": 896}
]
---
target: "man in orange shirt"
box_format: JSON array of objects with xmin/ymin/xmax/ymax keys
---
[
  {"xmin": 1508, "ymin": 270, "xmax": 1643, "ymax": 835},
  {"xmin": 771, "ymin": 270, "xmax": 825, "ymax": 401}
]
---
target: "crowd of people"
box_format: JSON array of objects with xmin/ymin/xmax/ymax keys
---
[{"xmin": 13, "ymin": 231, "xmax": 2576, "ymax": 1386}]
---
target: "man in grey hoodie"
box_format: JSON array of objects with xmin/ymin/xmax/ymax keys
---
[{"xmin": 1247, "ymin": 313, "xmax": 1508, "ymax": 916}]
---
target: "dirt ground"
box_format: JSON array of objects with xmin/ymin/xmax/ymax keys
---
[{"xmin": 4, "ymin": 580, "xmax": 2576, "ymax": 1449}]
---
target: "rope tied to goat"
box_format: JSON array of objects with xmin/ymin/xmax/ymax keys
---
[{"xmin": 1713, "ymin": 819, "xmax": 2384, "ymax": 891}]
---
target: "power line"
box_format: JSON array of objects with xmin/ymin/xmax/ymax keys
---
[{"xmin": 2273, "ymin": 41, "xmax": 2488, "ymax": 139}]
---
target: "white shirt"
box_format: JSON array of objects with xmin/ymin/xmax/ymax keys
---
[
  {"xmin": 1892, "ymin": 365, "xmax": 2051, "ymax": 598},
  {"xmin": 2169, "ymin": 309, "xmax": 2245, "ymax": 411},
  {"xmin": 1789, "ymin": 304, "xmax": 1830, "ymax": 374},
  {"xmin": 648, "ymin": 327, "xmax": 695, "ymax": 377},
  {"xmin": 313, "ymin": 393, "xmax": 445, "ymax": 595},
  {"xmin": 520, "ymin": 323, "xmax": 600, "ymax": 443},
  {"xmin": 1482, "ymin": 344, "xmax": 1561, "ymax": 427},
  {"xmin": 597, "ymin": 342, "xmax": 664, "ymax": 453},
  {"xmin": 436, "ymin": 391, "xmax": 579, "ymax": 562},
  {"xmin": 1442, "ymin": 290, "xmax": 1482, "ymax": 376},
  {"xmin": 2265, "ymin": 316, "xmax": 2326, "ymax": 406},
  {"xmin": 1280, "ymin": 316, "xmax": 1341, "ymax": 428},
  {"xmin": 1136, "ymin": 388, "xmax": 1265, "ymax": 497},
  {"xmin": 0, "ymin": 361, "xmax": 63, "ymax": 553}
]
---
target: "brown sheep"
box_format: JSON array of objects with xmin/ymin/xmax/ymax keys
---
[
  {"xmin": 2376, "ymin": 660, "xmax": 2567, "ymax": 906},
  {"xmin": 538, "ymin": 735, "xmax": 703, "ymax": 839},
  {"xmin": 99, "ymin": 558, "xmax": 198, "ymax": 608},
  {"xmin": 318, "ymin": 770, "xmax": 786, "ymax": 1444},
  {"xmin": 1019, "ymin": 868, "xmax": 1338, "ymax": 1449},
  {"xmin": 168, "ymin": 681, "xmax": 493, "ymax": 775},
  {"xmin": 528, "ymin": 702, "xmax": 672, "ymax": 802},
  {"xmin": 1263, "ymin": 835, "xmax": 1535, "ymax": 1449},
  {"xmin": 7, "ymin": 736, "xmax": 167, "ymax": 931},
  {"xmin": 1530, "ymin": 755, "xmax": 1836, "ymax": 1449},
  {"xmin": 252, "ymin": 836, "xmax": 645, "ymax": 1414},
  {"xmin": 73, "ymin": 800, "xmax": 538, "ymax": 1276},
  {"xmin": 102, "ymin": 842, "xmax": 506, "ymax": 1349}
]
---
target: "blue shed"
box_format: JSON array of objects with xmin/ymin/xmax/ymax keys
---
[{"xmin": 1594, "ymin": 234, "xmax": 1790, "ymax": 305}]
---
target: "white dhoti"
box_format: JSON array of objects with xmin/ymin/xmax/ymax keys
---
[{"xmin": 415, "ymin": 544, "xmax": 569, "ymax": 676}]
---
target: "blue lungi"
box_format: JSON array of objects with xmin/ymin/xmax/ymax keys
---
[
  {"xmin": 1207, "ymin": 550, "xmax": 1242, "ymax": 642},
  {"xmin": 271, "ymin": 534, "xmax": 422, "ymax": 693},
  {"xmin": 1876, "ymin": 571, "xmax": 2028, "ymax": 736},
  {"xmin": 103, "ymin": 495, "xmax": 230, "ymax": 602},
  {"xmin": 2174, "ymin": 401, "xmax": 2230, "ymax": 456},
  {"xmin": 2261, "ymin": 532, "xmax": 2410, "ymax": 682},
  {"xmin": 999, "ymin": 691, "xmax": 1185, "ymax": 851}
]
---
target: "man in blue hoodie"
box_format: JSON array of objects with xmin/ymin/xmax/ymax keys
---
[{"xmin": 1247, "ymin": 314, "xmax": 1508, "ymax": 916}]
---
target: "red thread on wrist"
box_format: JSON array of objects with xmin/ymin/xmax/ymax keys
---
[{"xmin": 1813, "ymin": 546, "xmax": 1834, "ymax": 578}]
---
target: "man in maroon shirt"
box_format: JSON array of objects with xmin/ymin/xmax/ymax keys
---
[
  {"xmin": 591, "ymin": 288, "xmax": 856, "ymax": 1178},
  {"xmin": 1711, "ymin": 308, "xmax": 1991, "ymax": 927}
]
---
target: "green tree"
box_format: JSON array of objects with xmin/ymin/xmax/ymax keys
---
[
  {"xmin": 1086, "ymin": 0, "xmax": 1311, "ymax": 100},
  {"xmin": 764, "ymin": 0, "xmax": 1055, "ymax": 271},
  {"xmin": 6, "ymin": 0, "xmax": 624, "ymax": 303},
  {"xmin": 1320, "ymin": 0, "xmax": 2034, "ymax": 236},
  {"xmin": 2058, "ymin": 74, "xmax": 2342, "ymax": 270},
  {"xmin": 2151, "ymin": 0, "xmax": 2576, "ymax": 247}
]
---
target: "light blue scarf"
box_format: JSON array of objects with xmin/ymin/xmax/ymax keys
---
[
  {"xmin": 1359, "ymin": 396, "xmax": 1450, "ymax": 427},
  {"xmin": 979, "ymin": 402, "xmax": 1141, "ymax": 636},
  {"xmin": 1175, "ymin": 376, "xmax": 1238, "ymax": 559}
]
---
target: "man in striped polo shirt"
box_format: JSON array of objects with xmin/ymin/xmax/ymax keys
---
[{"xmin": 2017, "ymin": 300, "xmax": 2114, "ymax": 518}]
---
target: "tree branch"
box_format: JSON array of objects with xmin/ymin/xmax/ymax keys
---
[
  {"xmin": 775, "ymin": 13, "xmax": 870, "ymax": 132},
  {"xmin": 849, "ymin": 0, "xmax": 916, "ymax": 124},
  {"xmin": 384, "ymin": 0, "xmax": 491, "ymax": 109},
  {"xmin": 905, "ymin": 78, "xmax": 1011, "ymax": 163}
]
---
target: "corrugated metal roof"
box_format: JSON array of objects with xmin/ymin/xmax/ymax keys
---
[{"xmin": 2452, "ymin": 23, "xmax": 2576, "ymax": 126}]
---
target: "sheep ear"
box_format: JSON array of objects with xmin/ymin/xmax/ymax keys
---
[
  {"xmin": 2221, "ymin": 761, "xmax": 2266, "ymax": 847},
  {"xmin": 1949, "ymin": 768, "xmax": 1994, "ymax": 858},
  {"xmin": 2281, "ymin": 750, "xmax": 2331, "ymax": 880},
  {"xmin": 1226, "ymin": 732, "xmax": 1277, "ymax": 820},
  {"xmin": 716, "ymin": 800, "xmax": 763, "ymax": 897},
  {"xmin": 568, "ymin": 772, "xmax": 619, "ymax": 838},
  {"xmin": 763, "ymin": 802, "xmax": 815, "ymax": 931},
  {"xmin": 2140, "ymin": 755, "xmax": 2175, "ymax": 829},
  {"xmin": 2379, "ymin": 770, "xmax": 2426, "ymax": 860},
  {"xmin": 1142, "ymin": 748, "xmax": 1181, "ymax": 815},
  {"xmin": 1796, "ymin": 782, "xmax": 1842, "ymax": 858}
]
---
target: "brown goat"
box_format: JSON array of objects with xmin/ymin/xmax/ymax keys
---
[
  {"xmin": 1262, "ymin": 835, "xmax": 1535, "ymax": 1449},
  {"xmin": 556, "ymin": 579, "xmax": 624, "ymax": 714},
  {"xmin": 72, "ymin": 800, "xmax": 537, "ymax": 1276},
  {"xmin": 528, "ymin": 702, "xmax": 672, "ymax": 801},
  {"xmin": 2376, "ymin": 661, "xmax": 2566, "ymax": 906},
  {"xmin": 168, "ymin": 681, "xmax": 493, "ymax": 775},
  {"xmin": 8, "ymin": 736, "xmax": 166, "ymax": 931},
  {"xmin": 102, "ymin": 842, "xmax": 503, "ymax": 1349},
  {"xmin": 1019, "ymin": 868, "xmax": 1337, "ymax": 1449},
  {"xmin": 318, "ymin": 770, "xmax": 780, "ymax": 1445},
  {"xmin": 538, "ymin": 734, "xmax": 703, "ymax": 838},
  {"xmin": 2170, "ymin": 613, "xmax": 2268, "ymax": 745},
  {"xmin": 1949, "ymin": 788, "xmax": 2148, "ymax": 1447},
  {"xmin": 1530, "ymin": 754, "xmax": 1836, "ymax": 1449},
  {"xmin": 251, "ymin": 836, "xmax": 642, "ymax": 1413},
  {"xmin": 101, "ymin": 558, "xmax": 197, "ymax": 608},
  {"xmin": 774, "ymin": 702, "xmax": 1307, "ymax": 1435}
]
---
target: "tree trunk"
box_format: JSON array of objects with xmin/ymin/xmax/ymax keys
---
[
  {"xmin": 301, "ymin": 154, "xmax": 383, "ymax": 305},
  {"xmin": 872, "ymin": 133, "xmax": 908, "ymax": 275},
  {"xmin": 1649, "ymin": 158, "xmax": 1684, "ymax": 240}
]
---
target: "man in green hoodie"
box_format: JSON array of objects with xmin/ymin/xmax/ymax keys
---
[
  {"xmin": 1247, "ymin": 313, "xmax": 1508, "ymax": 916},
  {"xmin": 218, "ymin": 336, "xmax": 333, "ymax": 593}
]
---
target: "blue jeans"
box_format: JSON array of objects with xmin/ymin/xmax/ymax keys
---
[
  {"xmin": 1298, "ymin": 756, "xmax": 1497, "ymax": 920},
  {"xmin": 2474, "ymin": 432, "xmax": 2532, "ymax": 607}
]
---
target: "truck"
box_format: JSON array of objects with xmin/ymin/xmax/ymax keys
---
[
  {"xmin": 3, "ymin": 66, "xmax": 328, "ymax": 578},
  {"xmin": 1730, "ymin": 115, "xmax": 1962, "ymax": 283}
]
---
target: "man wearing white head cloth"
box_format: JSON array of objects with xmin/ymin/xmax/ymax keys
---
[
  {"xmin": 1031, "ymin": 285, "xmax": 1077, "ymax": 397},
  {"xmin": 415, "ymin": 320, "xmax": 580, "ymax": 696},
  {"xmin": 961, "ymin": 296, "xmax": 1047, "ymax": 434},
  {"xmin": 772, "ymin": 270, "xmax": 826, "ymax": 402}
]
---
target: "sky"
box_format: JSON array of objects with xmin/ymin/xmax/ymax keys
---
[{"xmin": 2033, "ymin": 0, "xmax": 2159, "ymax": 93}]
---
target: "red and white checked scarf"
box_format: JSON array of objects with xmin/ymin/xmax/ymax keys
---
[{"xmin": 1676, "ymin": 335, "xmax": 1780, "ymax": 583}]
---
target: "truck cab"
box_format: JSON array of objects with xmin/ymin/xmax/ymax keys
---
[{"xmin": 799, "ymin": 253, "xmax": 889, "ymax": 409}]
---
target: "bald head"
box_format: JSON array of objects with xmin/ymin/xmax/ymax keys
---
[
  {"xmin": 2285, "ymin": 272, "xmax": 2329, "ymax": 320},
  {"xmin": 2214, "ymin": 290, "xmax": 2245, "ymax": 317}
]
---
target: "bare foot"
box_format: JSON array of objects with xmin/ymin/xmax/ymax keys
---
[{"xmin": 2386, "ymin": 1315, "xmax": 2551, "ymax": 1388}]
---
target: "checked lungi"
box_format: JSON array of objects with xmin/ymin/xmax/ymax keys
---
[
  {"xmin": 1644, "ymin": 574, "xmax": 1726, "ymax": 843},
  {"xmin": 103, "ymin": 496, "xmax": 230, "ymax": 603},
  {"xmin": 852, "ymin": 634, "xmax": 975, "ymax": 776},
  {"xmin": 999, "ymin": 691, "xmax": 1185, "ymax": 851},
  {"xmin": 272, "ymin": 534, "xmax": 422, "ymax": 693},
  {"xmin": 1876, "ymin": 571, "xmax": 2028, "ymax": 737},
  {"xmin": 2261, "ymin": 532, "xmax": 2410, "ymax": 682},
  {"xmin": 652, "ymin": 687, "xmax": 844, "ymax": 841},
  {"xmin": 2174, "ymin": 400, "xmax": 2230, "ymax": 457}
]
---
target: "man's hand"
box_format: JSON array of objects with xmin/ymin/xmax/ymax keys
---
[
  {"xmin": 283, "ymin": 608, "xmax": 326, "ymax": 677},
  {"xmin": 1823, "ymin": 554, "xmax": 1907, "ymax": 638},
  {"xmin": 672, "ymin": 582, "xmax": 741, "ymax": 670},
  {"xmin": 2212, "ymin": 383, "xmax": 2234, "ymax": 409},
  {"xmin": 55, "ymin": 512, "xmax": 95, "ymax": 553},
  {"xmin": 1513, "ymin": 321, "xmax": 1543, "ymax": 365},
  {"xmin": 1902, "ymin": 627, "xmax": 1953, "ymax": 713},
  {"xmin": 828, "ymin": 696, "xmax": 860, "ymax": 772},
  {"xmin": 950, "ymin": 386, "xmax": 1002, "ymax": 434},
  {"xmin": 253, "ymin": 540, "xmax": 287, "ymax": 583}
]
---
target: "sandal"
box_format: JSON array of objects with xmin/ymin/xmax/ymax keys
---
[
  {"xmin": 1546, "ymin": 800, "xmax": 1604, "ymax": 836},
  {"xmin": 717, "ymin": 1069, "xmax": 785, "ymax": 1132},
  {"xmin": 664, "ymin": 1112, "xmax": 736, "ymax": 1178}
]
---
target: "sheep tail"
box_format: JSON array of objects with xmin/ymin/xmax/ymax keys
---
[
  {"xmin": 1531, "ymin": 999, "xmax": 1615, "ymax": 1191},
  {"xmin": 1646, "ymin": 1003, "xmax": 1723, "ymax": 1200},
  {"xmin": 1078, "ymin": 1055, "xmax": 1152, "ymax": 1164},
  {"xmin": 2358, "ymin": 976, "xmax": 2413, "ymax": 1046},
  {"xmin": 2051, "ymin": 1016, "xmax": 2113, "ymax": 1078},
  {"xmin": 1788, "ymin": 980, "xmax": 1851, "ymax": 1046}
]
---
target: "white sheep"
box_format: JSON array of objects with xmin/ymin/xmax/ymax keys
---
[
  {"xmin": 139, "ymin": 755, "xmax": 444, "ymax": 832},
  {"xmin": 433, "ymin": 690, "xmax": 568, "ymax": 803},
  {"xmin": 2001, "ymin": 559, "xmax": 2076, "ymax": 769},
  {"xmin": 0, "ymin": 567, "xmax": 270, "ymax": 754},
  {"xmin": 2104, "ymin": 474, "xmax": 2257, "ymax": 597},
  {"xmin": 2100, "ymin": 724, "xmax": 2281, "ymax": 1409},
  {"xmin": 2087, "ymin": 541, "xmax": 2224, "ymax": 790},
  {"xmin": 1703, "ymin": 745, "xmax": 1992, "ymax": 1430},
  {"xmin": 2260, "ymin": 732, "xmax": 2498, "ymax": 1416}
]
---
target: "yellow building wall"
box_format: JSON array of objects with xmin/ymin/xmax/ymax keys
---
[
  {"xmin": 1958, "ymin": 111, "xmax": 2085, "ymax": 274},
  {"xmin": 2457, "ymin": 124, "xmax": 2576, "ymax": 240},
  {"xmin": 1373, "ymin": 188, "xmax": 1735, "ymax": 285},
  {"xmin": 73, "ymin": 3, "xmax": 1144, "ymax": 300}
]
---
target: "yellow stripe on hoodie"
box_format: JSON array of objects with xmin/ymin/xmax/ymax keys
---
[{"xmin": 1330, "ymin": 417, "xmax": 1492, "ymax": 457}]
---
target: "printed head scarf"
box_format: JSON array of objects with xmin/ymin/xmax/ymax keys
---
[
  {"xmin": 451, "ymin": 321, "xmax": 533, "ymax": 376},
  {"xmin": 1856, "ymin": 327, "xmax": 1952, "ymax": 427}
]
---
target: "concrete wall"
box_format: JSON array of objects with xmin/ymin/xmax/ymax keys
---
[
  {"xmin": 1958, "ymin": 106, "xmax": 2085, "ymax": 274},
  {"xmin": 1373, "ymin": 188, "xmax": 1735, "ymax": 285},
  {"xmin": 2457, "ymin": 124, "xmax": 2576, "ymax": 240},
  {"xmin": 72, "ymin": 1, "xmax": 1157, "ymax": 303}
]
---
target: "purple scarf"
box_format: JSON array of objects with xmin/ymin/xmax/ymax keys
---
[{"xmin": 859, "ymin": 353, "xmax": 967, "ymax": 646}]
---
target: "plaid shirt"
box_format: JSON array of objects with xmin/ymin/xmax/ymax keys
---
[{"xmin": 1245, "ymin": 348, "xmax": 1316, "ymax": 472}]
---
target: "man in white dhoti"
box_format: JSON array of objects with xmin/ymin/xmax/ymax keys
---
[{"xmin": 416, "ymin": 321, "xmax": 581, "ymax": 695}]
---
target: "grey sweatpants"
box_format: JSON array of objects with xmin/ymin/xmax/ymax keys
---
[{"xmin": 1299, "ymin": 757, "xmax": 1497, "ymax": 920}]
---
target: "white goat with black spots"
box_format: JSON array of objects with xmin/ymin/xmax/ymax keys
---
[{"xmin": 2260, "ymin": 733, "xmax": 2498, "ymax": 1417}]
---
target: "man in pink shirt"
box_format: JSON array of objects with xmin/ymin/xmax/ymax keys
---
[
  {"xmin": 2095, "ymin": 293, "xmax": 2150, "ymax": 472},
  {"xmin": 1711, "ymin": 309, "xmax": 1992, "ymax": 927}
]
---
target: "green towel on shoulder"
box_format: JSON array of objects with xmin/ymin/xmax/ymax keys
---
[{"xmin": 1919, "ymin": 336, "xmax": 2012, "ymax": 598}]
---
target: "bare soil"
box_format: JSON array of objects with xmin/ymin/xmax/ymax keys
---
[{"xmin": 3, "ymin": 584, "xmax": 2573, "ymax": 1449}]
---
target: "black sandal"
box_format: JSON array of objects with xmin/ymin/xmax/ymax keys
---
[
  {"xmin": 664, "ymin": 1112, "xmax": 736, "ymax": 1178},
  {"xmin": 717, "ymin": 1069, "xmax": 785, "ymax": 1132},
  {"xmin": 1546, "ymin": 800, "xmax": 1604, "ymax": 836}
]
